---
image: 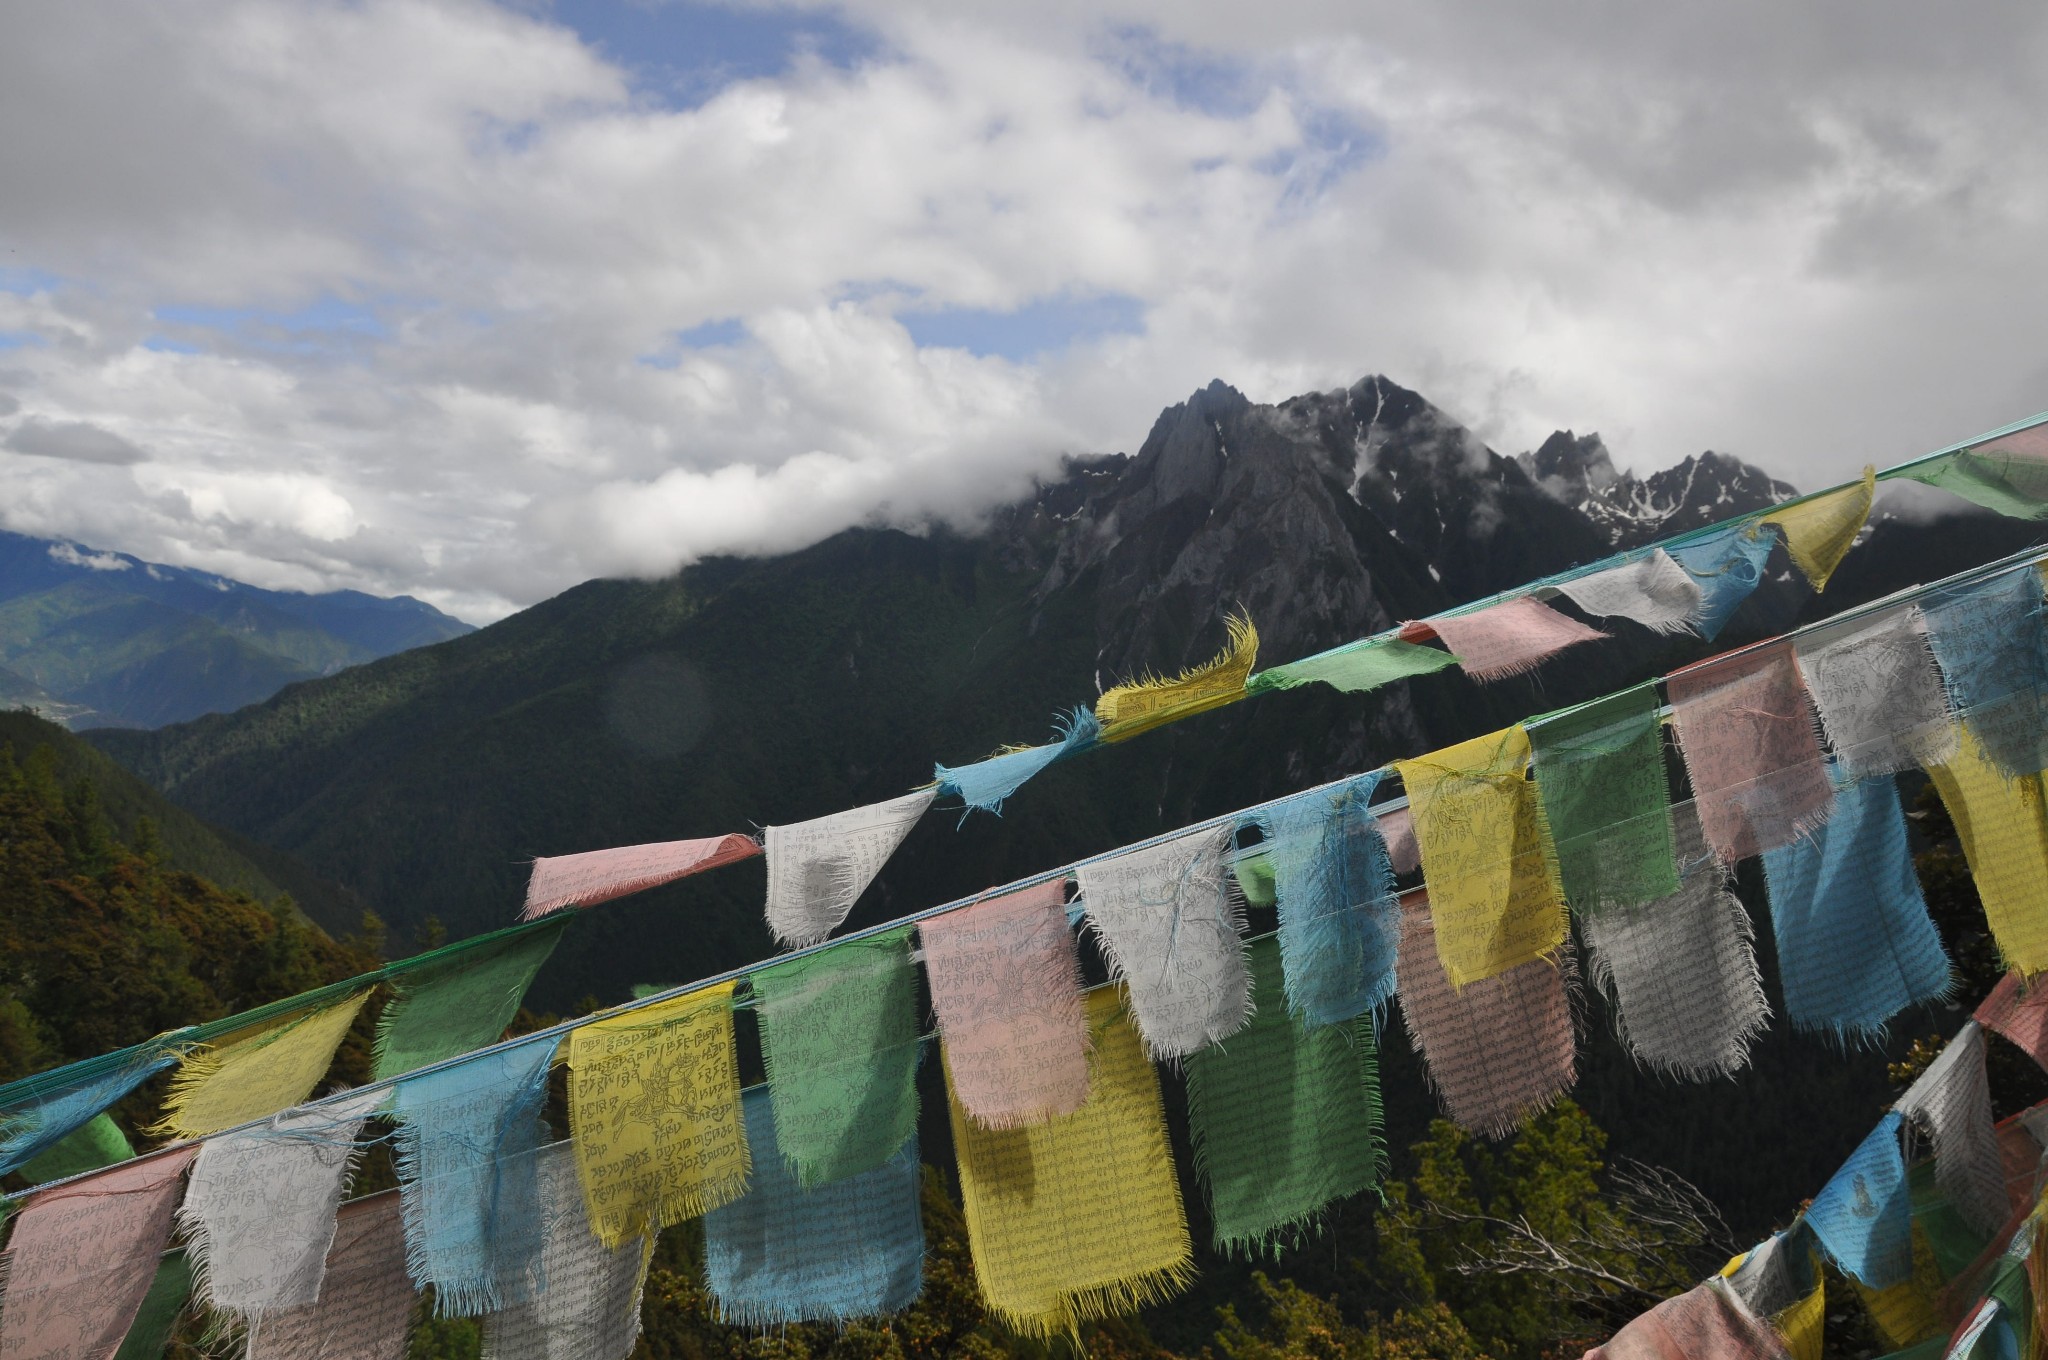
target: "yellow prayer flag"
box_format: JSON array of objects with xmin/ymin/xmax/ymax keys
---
[
  {"xmin": 1927, "ymin": 722, "xmax": 2048, "ymax": 977},
  {"xmin": 152, "ymin": 990, "xmax": 372, "ymax": 1139},
  {"xmin": 567, "ymin": 980, "xmax": 749, "ymax": 1248},
  {"xmin": 1094, "ymin": 614, "xmax": 1257, "ymax": 743},
  {"xmin": 948, "ymin": 985, "xmax": 1193, "ymax": 1338},
  {"xmin": 1771, "ymin": 1272, "xmax": 1824, "ymax": 1360},
  {"xmin": 1395, "ymin": 725, "xmax": 1567, "ymax": 989},
  {"xmin": 1853, "ymin": 1227, "xmax": 1946, "ymax": 1351},
  {"xmin": 1757, "ymin": 466, "xmax": 1875, "ymax": 592}
]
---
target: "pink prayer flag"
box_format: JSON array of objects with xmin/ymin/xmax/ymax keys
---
[
  {"xmin": 1976, "ymin": 972, "xmax": 2048, "ymax": 1072},
  {"xmin": 0, "ymin": 1146, "xmax": 200, "ymax": 1360},
  {"xmin": 921, "ymin": 881, "xmax": 1091, "ymax": 1129},
  {"xmin": 1583, "ymin": 1281, "xmax": 1791, "ymax": 1360},
  {"xmin": 1396, "ymin": 892, "xmax": 1577, "ymax": 1139},
  {"xmin": 1413, "ymin": 597, "xmax": 1610, "ymax": 683},
  {"xmin": 522, "ymin": 833, "xmax": 760, "ymax": 919},
  {"xmin": 1664, "ymin": 642, "xmax": 1835, "ymax": 865}
]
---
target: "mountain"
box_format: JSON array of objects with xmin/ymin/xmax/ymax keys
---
[
  {"xmin": 0, "ymin": 530, "xmax": 474, "ymax": 729},
  {"xmin": 1519, "ymin": 430, "xmax": 1798, "ymax": 547}
]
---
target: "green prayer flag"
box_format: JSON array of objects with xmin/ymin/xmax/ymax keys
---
[
  {"xmin": 1184, "ymin": 938, "xmax": 1385, "ymax": 1256},
  {"xmin": 1908, "ymin": 1161, "xmax": 1989, "ymax": 1282},
  {"xmin": 1527, "ymin": 685, "xmax": 1680, "ymax": 913},
  {"xmin": 752, "ymin": 925, "xmax": 921, "ymax": 1187},
  {"xmin": 371, "ymin": 920, "xmax": 565, "ymax": 1081},
  {"xmin": 112, "ymin": 1251, "xmax": 192, "ymax": 1360},
  {"xmin": 1898, "ymin": 445, "xmax": 2048, "ymax": 520},
  {"xmin": 18, "ymin": 1112, "xmax": 134, "ymax": 1183},
  {"xmin": 1247, "ymin": 638, "xmax": 1459, "ymax": 696}
]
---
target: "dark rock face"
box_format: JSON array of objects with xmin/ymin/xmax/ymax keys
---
[{"xmin": 1519, "ymin": 433, "xmax": 1798, "ymax": 548}]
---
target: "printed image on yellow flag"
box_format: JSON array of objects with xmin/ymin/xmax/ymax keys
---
[
  {"xmin": 1094, "ymin": 614, "xmax": 1257, "ymax": 743},
  {"xmin": 1758, "ymin": 466, "xmax": 1875, "ymax": 593},
  {"xmin": 1927, "ymin": 723, "xmax": 2048, "ymax": 977},
  {"xmin": 948, "ymin": 986, "xmax": 1193, "ymax": 1339},
  {"xmin": 153, "ymin": 990, "xmax": 372, "ymax": 1139},
  {"xmin": 568, "ymin": 980, "xmax": 749, "ymax": 1248},
  {"xmin": 1395, "ymin": 726, "xmax": 1567, "ymax": 989}
]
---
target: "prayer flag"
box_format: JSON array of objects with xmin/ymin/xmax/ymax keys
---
[
  {"xmin": 522, "ymin": 834, "xmax": 760, "ymax": 919},
  {"xmin": 1922, "ymin": 568, "xmax": 2048, "ymax": 779},
  {"xmin": 392, "ymin": 1037, "xmax": 558, "ymax": 1315},
  {"xmin": 752, "ymin": 926, "xmax": 921, "ymax": 1186},
  {"xmin": 1795, "ymin": 606, "xmax": 1957, "ymax": 778},
  {"xmin": 0, "ymin": 1147, "xmax": 199, "ymax": 1360},
  {"xmin": 374, "ymin": 923, "xmax": 565, "ymax": 1081},
  {"xmin": 1076, "ymin": 824, "xmax": 1250, "ymax": 1060},
  {"xmin": 921, "ymin": 881, "xmax": 1090, "ymax": 1129},
  {"xmin": 1246, "ymin": 637, "xmax": 1458, "ymax": 696},
  {"xmin": 0, "ymin": 1049, "xmax": 173, "ymax": 1177},
  {"xmin": 1975, "ymin": 973, "xmax": 2048, "ymax": 1071},
  {"xmin": 947, "ymin": 986, "xmax": 1193, "ymax": 1338},
  {"xmin": 1584, "ymin": 1279, "xmax": 1792, "ymax": 1360},
  {"xmin": 1897, "ymin": 426, "xmax": 2048, "ymax": 521},
  {"xmin": 567, "ymin": 981, "xmax": 749, "ymax": 1247},
  {"xmin": 1184, "ymin": 939, "xmax": 1385, "ymax": 1255},
  {"xmin": 1668, "ymin": 522, "xmax": 1777, "ymax": 641},
  {"xmin": 1419, "ymin": 596, "xmax": 1609, "ymax": 682},
  {"xmin": 1664, "ymin": 641, "xmax": 1835, "ymax": 865},
  {"xmin": 481, "ymin": 1144, "xmax": 649, "ymax": 1360},
  {"xmin": 1527, "ymin": 686, "xmax": 1681, "ymax": 913},
  {"xmin": 1582, "ymin": 804, "xmax": 1769, "ymax": 1081},
  {"xmin": 1926, "ymin": 723, "xmax": 2048, "ymax": 977},
  {"xmin": 764, "ymin": 789, "xmax": 936, "ymax": 948},
  {"xmin": 110, "ymin": 1254, "xmax": 191, "ymax": 1360},
  {"xmin": 703, "ymin": 1089, "xmax": 924, "ymax": 1326},
  {"xmin": 1245, "ymin": 772, "xmax": 1399, "ymax": 1026},
  {"xmin": 18, "ymin": 1112, "xmax": 133, "ymax": 1184},
  {"xmin": 1895, "ymin": 1023, "xmax": 2008, "ymax": 1238},
  {"xmin": 1807, "ymin": 1113, "xmax": 1913, "ymax": 1288},
  {"xmin": 1396, "ymin": 726, "xmax": 1568, "ymax": 988},
  {"xmin": 1396, "ymin": 892, "xmax": 1576, "ymax": 1138},
  {"xmin": 935, "ymin": 709, "xmax": 1100, "ymax": 816},
  {"xmin": 1758, "ymin": 468, "xmax": 1874, "ymax": 592},
  {"xmin": 1094, "ymin": 614, "xmax": 1258, "ymax": 743},
  {"xmin": 246, "ymin": 1193, "xmax": 416, "ymax": 1360},
  {"xmin": 155, "ymin": 991, "xmax": 372, "ymax": 1140},
  {"xmin": 1759, "ymin": 773, "xmax": 1950, "ymax": 1040},
  {"xmin": 1550, "ymin": 549, "xmax": 1703, "ymax": 635}
]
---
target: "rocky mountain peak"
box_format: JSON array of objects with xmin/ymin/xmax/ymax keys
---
[{"xmin": 1517, "ymin": 439, "xmax": 1796, "ymax": 549}]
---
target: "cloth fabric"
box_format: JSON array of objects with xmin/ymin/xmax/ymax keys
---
[
  {"xmin": 154, "ymin": 991, "xmax": 373, "ymax": 1140},
  {"xmin": 1852, "ymin": 1226, "xmax": 1946, "ymax": 1353},
  {"xmin": 1808, "ymin": 1112, "xmax": 1914, "ymax": 1288},
  {"xmin": 752, "ymin": 925, "xmax": 921, "ymax": 1186},
  {"xmin": 1898, "ymin": 426, "xmax": 2048, "ymax": 521},
  {"xmin": 1895, "ymin": 1023, "xmax": 2009, "ymax": 1238},
  {"xmin": 921, "ymin": 881, "xmax": 1090, "ymax": 1130},
  {"xmin": 481, "ymin": 1144, "xmax": 649, "ymax": 1360},
  {"xmin": 934, "ymin": 709, "xmax": 1100, "ymax": 816},
  {"xmin": 246, "ymin": 1193, "xmax": 416, "ymax": 1360},
  {"xmin": 1093, "ymin": 614, "xmax": 1258, "ymax": 743},
  {"xmin": 110, "ymin": 1253, "xmax": 192, "ymax": 1360},
  {"xmin": 1664, "ymin": 641, "xmax": 1836, "ymax": 865},
  {"xmin": 1771, "ymin": 1274, "xmax": 1824, "ymax": 1360},
  {"xmin": 1419, "ymin": 596, "xmax": 1609, "ymax": 682},
  {"xmin": 1380, "ymin": 806, "xmax": 1420, "ymax": 874},
  {"xmin": 179, "ymin": 1087, "xmax": 386, "ymax": 1322},
  {"xmin": 1758, "ymin": 468, "xmax": 1875, "ymax": 592},
  {"xmin": 1397, "ymin": 892, "xmax": 1577, "ymax": 1138},
  {"xmin": 1183, "ymin": 939, "xmax": 1385, "ymax": 1255},
  {"xmin": 1245, "ymin": 772, "xmax": 1400, "ymax": 1026},
  {"xmin": 1759, "ymin": 773, "xmax": 1951, "ymax": 1040},
  {"xmin": 1795, "ymin": 606, "xmax": 1958, "ymax": 778},
  {"xmin": 0, "ymin": 1049, "xmax": 174, "ymax": 1177},
  {"xmin": 1550, "ymin": 549, "xmax": 1704, "ymax": 635},
  {"xmin": 1527, "ymin": 685, "xmax": 1681, "ymax": 913},
  {"xmin": 1396, "ymin": 726, "xmax": 1568, "ymax": 988},
  {"xmin": 1926, "ymin": 725, "xmax": 2048, "ymax": 977},
  {"xmin": 0, "ymin": 1146, "xmax": 199, "ymax": 1360},
  {"xmin": 763, "ymin": 789, "xmax": 936, "ymax": 948},
  {"xmin": 1975, "ymin": 973, "xmax": 2048, "ymax": 1071},
  {"xmin": 391, "ymin": 1036, "xmax": 558, "ymax": 1316},
  {"xmin": 1076, "ymin": 823, "xmax": 1251, "ymax": 1061},
  {"xmin": 522, "ymin": 834, "xmax": 760, "ymax": 918},
  {"xmin": 18, "ymin": 1113, "xmax": 133, "ymax": 1184},
  {"xmin": 703, "ymin": 1089, "xmax": 923, "ymax": 1326},
  {"xmin": 1582, "ymin": 804, "xmax": 1770, "ymax": 1081},
  {"xmin": 1583, "ymin": 1279, "xmax": 1792, "ymax": 1360},
  {"xmin": 1245, "ymin": 637, "xmax": 1459, "ymax": 696},
  {"xmin": 1922, "ymin": 568, "xmax": 2048, "ymax": 779},
  {"xmin": 1669, "ymin": 522, "xmax": 1779, "ymax": 641},
  {"xmin": 947, "ymin": 985, "xmax": 1193, "ymax": 1339},
  {"xmin": 1723, "ymin": 1230, "xmax": 1816, "ymax": 1322},
  {"xmin": 374, "ymin": 923, "xmax": 565, "ymax": 1081},
  {"xmin": 567, "ymin": 981, "xmax": 749, "ymax": 1247}
]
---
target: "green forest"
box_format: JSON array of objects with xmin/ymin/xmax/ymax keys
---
[{"xmin": 0, "ymin": 721, "xmax": 2037, "ymax": 1360}]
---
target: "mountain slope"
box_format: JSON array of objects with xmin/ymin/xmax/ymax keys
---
[{"xmin": 0, "ymin": 530, "xmax": 474, "ymax": 728}]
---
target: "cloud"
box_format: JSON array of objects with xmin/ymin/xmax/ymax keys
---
[
  {"xmin": 0, "ymin": 1, "xmax": 2045, "ymax": 620},
  {"xmin": 4, "ymin": 417, "xmax": 150, "ymax": 465},
  {"xmin": 47, "ymin": 542, "xmax": 132, "ymax": 572}
]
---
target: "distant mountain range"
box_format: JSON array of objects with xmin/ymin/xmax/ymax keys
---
[{"xmin": 0, "ymin": 531, "xmax": 473, "ymax": 728}]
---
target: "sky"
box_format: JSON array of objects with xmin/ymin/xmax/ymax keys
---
[{"xmin": 2, "ymin": 2, "xmax": 2045, "ymax": 622}]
